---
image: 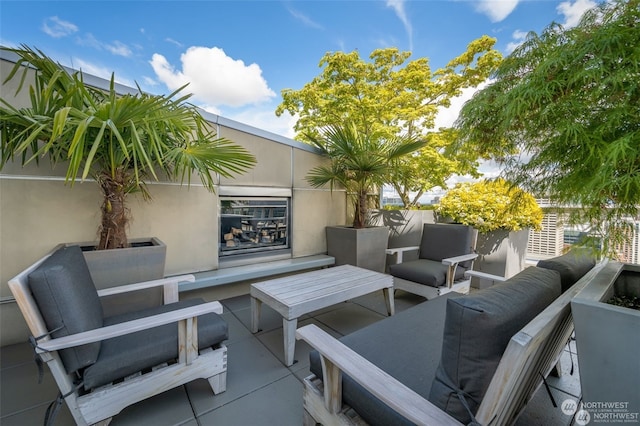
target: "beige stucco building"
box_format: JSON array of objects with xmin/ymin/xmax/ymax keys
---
[{"xmin": 0, "ymin": 52, "xmax": 347, "ymax": 345}]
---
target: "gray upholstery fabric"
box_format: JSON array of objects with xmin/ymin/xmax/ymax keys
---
[
  {"xmin": 419, "ymin": 223, "xmax": 475, "ymax": 268},
  {"xmin": 388, "ymin": 223, "xmax": 474, "ymax": 288},
  {"xmin": 389, "ymin": 259, "xmax": 465, "ymax": 287},
  {"xmin": 28, "ymin": 245, "xmax": 103, "ymax": 374},
  {"xmin": 428, "ymin": 267, "xmax": 562, "ymax": 424},
  {"xmin": 309, "ymin": 292, "xmax": 462, "ymax": 426},
  {"xmin": 537, "ymin": 249, "xmax": 596, "ymax": 292},
  {"xmin": 83, "ymin": 298, "xmax": 228, "ymax": 389}
]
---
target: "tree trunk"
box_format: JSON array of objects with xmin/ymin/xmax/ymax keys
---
[
  {"xmin": 97, "ymin": 169, "xmax": 130, "ymax": 250},
  {"xmin": 353, "ymin": 190, "xmax": 367, "ymax": 228}
]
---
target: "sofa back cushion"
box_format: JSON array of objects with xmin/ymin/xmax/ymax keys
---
[
  {"xmin": 536, "ymin": 249, "xmax": 596, "ymax": 292},
  {"xmin": 28, "ymin": 245, "xmax": 104, "ymax": 374},
  {"xmin": 419, "ymin": 223, "xmax": 475, "ymax": 268},
  {"xmin": 428, "ymin": 266, "xmax": 561, "ymax": 424}
]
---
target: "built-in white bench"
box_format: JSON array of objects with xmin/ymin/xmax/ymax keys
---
[{"xmin": 178, "ymin": 254, "xmax": 335, "ymax": 292}]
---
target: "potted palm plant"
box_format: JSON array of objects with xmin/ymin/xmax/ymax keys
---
[
  {"xmin": 435, "ymin": 179, "xmax": 543, "ymax": 286},
  {"xmin": 0, "ymin": 46, "xmax": 256, "ymax": 307},
  {"xmin": 306, "ymin": 122, "xmax": 425, "ymax": 272}
]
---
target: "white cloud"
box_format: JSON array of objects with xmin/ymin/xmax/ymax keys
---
[
  {"xmin": 150, "ymin": 46, "xmax": 276, "ymax": 108},
  {"xmin": 287, "ymin": 6, "xmax": 323, "ymax": 29},
  {"xmin": 557, "ymin": 0, "xmax": 597, "ymax": 28},
  {"xmin": 42, "ymin": 16, "xmax": 78, "ymax": 38},
  {"xmin": 386, "ymin": 0, "xmax": 413, "ymax": 51},
  {"xmin": 165, "ymin": 38, "xmax": 183, "ymax": 48},
  {"xmin": 505, "ymin": 29, "xmax": 528, "ymax": 54},
  {"xmin": 474, "ymin": 0, "xmax": 520, "ymax": 23},
  {"xmin": 433, "ymin": 82, "xmax": 489, "ymax": 129},
  {"xmin": 105, "ymin": 41, "xmax": 132, "ymax": 58}
]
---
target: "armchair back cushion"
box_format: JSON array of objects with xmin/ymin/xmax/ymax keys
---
[
  {"xmin": 419, "ymin": 224, "xmax": 475, "ymax": 268},
  {"xmin": 428, "ymin": 266, "xmax": 561, "ymax": 424},
  {"xmin": 28, "ymin": 245, "xmax": 104, "ymax": 374}
]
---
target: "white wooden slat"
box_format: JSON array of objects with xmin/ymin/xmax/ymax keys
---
[
  {"xmin": 97, "ymin": 275, "xmax": 194, "ymax": 297},
  {"xmin": 37, "ymin": 301, "xmax": 223, "ymax": 352}
]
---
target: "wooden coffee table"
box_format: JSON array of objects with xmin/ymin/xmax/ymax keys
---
[{"xmin": 250, "ymin": 264, "xmax": 394, "ymax": 366}]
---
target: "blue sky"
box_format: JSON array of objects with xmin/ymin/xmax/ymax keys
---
[{"xmin": 1, "ymin": 0, "xmax": 598, "ymax": 143}]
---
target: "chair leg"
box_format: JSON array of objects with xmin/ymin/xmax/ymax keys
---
[
  {"xmin": 93, "ymin": 418, "xmax": 113, "ymax": 426},
  {"xmin": 208, "ymin": 371, "xmax": 227, "ymax": 394}
]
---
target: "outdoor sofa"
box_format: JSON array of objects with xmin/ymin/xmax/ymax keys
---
[{"xmin": 298, "ymin": 250, "xmax": 598, "ymax": 425}]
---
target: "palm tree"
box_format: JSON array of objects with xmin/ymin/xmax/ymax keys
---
[
  {"xmin": 0, "ymin": 45, "xmax": 256, "ymax": 250},
  {"xmin": 306, "ymin": 122, "xmax": 426, "ymax": 228}
]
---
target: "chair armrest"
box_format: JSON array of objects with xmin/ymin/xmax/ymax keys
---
[
  {"xmin": 442, "ymin": 253, "xmax": 478, "ymax": 287},
  {"xmin": 296, "ymin": 324, "xmax": 462, "ymax": 426},
  {"xmin": 36, "ymin": 301, "xmax": 223, "ymax": 353},
  {"xmin": 385, "ymin": 246, "xmax": 420, "ymax": 264},
  {"xmin": 464, "ymin": 270, "xmax": 507, "ymax": 282},
  {"xmin": 441, "ymin": 253, "xmax": 478, "ymax": 266},
  {"xmin": 96, "ymin": 274, "xmax": 195, "ymax": 304}
]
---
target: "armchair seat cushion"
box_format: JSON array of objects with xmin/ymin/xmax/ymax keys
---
[
  {"xmin": 82, "ymin": 298, "xmax": 228, "ymax": 390},
  {"xmin": 389, "ymin": 259, "xmax": 466, "ymax": 288}
]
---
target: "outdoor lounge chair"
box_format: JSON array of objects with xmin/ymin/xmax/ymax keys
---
[
  {"xmin": 8, "ymin": 244, "xmax": 228, "ymax": 426},
  {"xmin": 387, "ymin": 223, "xmax": 478, "ymax": 299}
]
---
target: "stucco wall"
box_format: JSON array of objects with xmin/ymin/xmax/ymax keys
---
[{"xmin": 0, "ymin": 55, "xmax": 346, "ymax": 345}]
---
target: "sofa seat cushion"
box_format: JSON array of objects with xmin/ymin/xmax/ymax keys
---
[
  {"xmin": 537, "ymin": 249, "xmax": 596, "ymax": 292},
  {"xmin": 82, "ymin": 298, "xmax": 228, "ymax": 389},
  {"xmin": 389, "ymin": 259, "xmax": 466, "ymax": 288},
  {"xmin": 309, "ymin": 292, "xmax": 462, "ymax": 426},
  {"xmin": 429, "ymin": 266, "xmax": 562, "ymax": 424},
  {"xmin": 28, "ymin": 245, "xmax": 103, "ymax": 374}
]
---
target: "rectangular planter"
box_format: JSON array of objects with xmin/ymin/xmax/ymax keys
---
[
  {"xmin": 571, "ymin": 262, "xmax": 640, "ymax": 418},
  {"xmin": 69, "ymin": 237, "xmax": 167, "ymax": 316},
  {"xmin": 472, "ymin": 228, "xmax": 529, "ymax": 289},
  {"xmin": 326, "ymin": 226, "xmax": 389, "ymax": 273}
]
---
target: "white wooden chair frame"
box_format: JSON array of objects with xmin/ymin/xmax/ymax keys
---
[
  {"xmin": 296, "ymin": 261, "xmax": 607, "ymax": 426},
  {"xmin": 8, "ymin": 246, "xmax": 228, "ymax": 426},
  {"xmin": 386, "ymin": 244, "xmax": 479, "ymax": 299}
]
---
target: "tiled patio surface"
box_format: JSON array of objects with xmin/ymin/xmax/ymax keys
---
[{"xmin": 1, "ymin": 290, "xmax": 582, "ymax": 426}]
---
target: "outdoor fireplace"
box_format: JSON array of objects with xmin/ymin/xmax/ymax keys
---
[{"xmin": 219, "ymin": 196, "xmax": 290, "ymax": 258}]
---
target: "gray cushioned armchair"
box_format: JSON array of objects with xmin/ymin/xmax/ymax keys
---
[
  {"xmin": 387, "ymin": 223, "xmax": 478, "ymax": 299},
  {"xmin": 8, "ymin": 245, "xmax": 228, "ymax": 426}
]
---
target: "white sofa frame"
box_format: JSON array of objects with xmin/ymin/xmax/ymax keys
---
[{"xmin": 297, "ymin": 261, "xmax": 607, "ymax": 426}]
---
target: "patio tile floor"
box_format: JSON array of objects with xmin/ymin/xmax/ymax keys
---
[{"xmin": 1, "ymin": 291, "xmax": 581, "ymax": 425}]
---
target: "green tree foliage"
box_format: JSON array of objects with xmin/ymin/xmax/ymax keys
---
[
  {"xmin": 306, "ymin": 122, "xmax": 426, "ymax": 228},
  {"xmin": 0, "ymin": 46, "xmax": 256, "ymax": 250},
  {"xmin": 276, "ymin": 39, "xmax": 502, "ymax": 207},
  {"xmin": 436, "ymin": 179, "xmax": 543, "ymax": 233},
  {"xmin": 453, "ymin": 0, "xmax": 640, "ymax": 254}
]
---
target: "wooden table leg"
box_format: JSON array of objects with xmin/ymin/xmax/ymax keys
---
[
  {"xmin": 251, "ymin": 297, "xmax": 262, "ymax": 333},
  {"xmin": 283, "ymin": 317, "xmax": 298, "ymax": 366},
  {"xmin": 383, "ymin": 287, "xmax": 395, "ymax": 316}
]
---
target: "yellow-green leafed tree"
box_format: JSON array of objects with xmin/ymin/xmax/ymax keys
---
[
  {"xmin": 436, "ymin": 179, "xmax": 543, "ymax": 233},
  {"xmin": 276, "ymin": 37, "xmax": 502, "ymax": 208}
]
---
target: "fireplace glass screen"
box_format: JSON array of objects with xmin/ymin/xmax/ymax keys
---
[{"xmin": 220, "ymin": 197, "xmax": 290, "ymax": 257}]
